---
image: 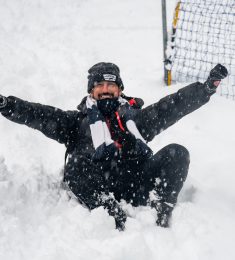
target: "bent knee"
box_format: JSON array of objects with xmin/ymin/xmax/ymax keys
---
[{"xmin": 165, "ymin": 143, "xmax": 190, "ymax": 163}]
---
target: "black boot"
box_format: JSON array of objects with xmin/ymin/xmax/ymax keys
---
[
  {"xmin": 112, "ymin": 206, "xmax": 127, "ymax": 231},
  {"xmin": 152, "ymin": 201, "xmax": 174, "ymax": 228},
  {"xmin": 100, "ymin": 196, "xmax": 127, "ymax": 231}
]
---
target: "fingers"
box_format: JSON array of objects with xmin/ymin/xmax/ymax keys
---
[{"xmin": 0, "ymin": 95, "xmax": 7, "ymax": 108}]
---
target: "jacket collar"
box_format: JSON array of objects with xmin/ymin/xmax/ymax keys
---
[{"xmin": 77, "ymin": 96, "xmax": 88, "ymax": 115}]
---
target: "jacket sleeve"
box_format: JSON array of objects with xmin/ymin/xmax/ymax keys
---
[
  {"xmin": 136, "ymin": 82, "xmax": 215, "ymax": 142},
  {"xmin": 0, "ymin": 96, "xmax": 80, "ymax": 145}
]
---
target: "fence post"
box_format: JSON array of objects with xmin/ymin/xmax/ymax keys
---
[{"xmin": 161, "ymin": 0, "xmax": 169, "ymax": 85}]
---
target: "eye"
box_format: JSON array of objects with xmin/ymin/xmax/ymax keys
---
[{"xmin": 108, "ymin": 82, "xmax": 116, "ymax": 87}]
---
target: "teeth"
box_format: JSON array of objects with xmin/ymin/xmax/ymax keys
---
[{"xmin": 101, "ymin": 95, "xmax": 112, "ymax": 99}]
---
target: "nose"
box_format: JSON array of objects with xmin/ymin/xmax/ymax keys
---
[{"xmin": 102, "ymin": 82, "xmax": 109, "ymax": 92}]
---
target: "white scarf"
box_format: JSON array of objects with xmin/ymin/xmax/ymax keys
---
[{"xmin": 86, "ymin": 95, "xmax": 146, "ymax": 151}]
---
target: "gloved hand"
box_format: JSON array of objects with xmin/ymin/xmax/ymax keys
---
[
  {"xmin": 92, "ymin": 143, "xmax": 119, "ymax": 162},
  {"xmin": 133, "ymin": 139, "xmax": 153, "ymax": 159},
  {"xmin": 121, "ymin": 138, "xmax": 153, "ymax": 161},
  {"xmin": 0, "ymin": 95, "xmax": 7, "ymax": 109},
  {"xmin": 204, "ymin": 64, "xmax": 228, "ymax": 92}
]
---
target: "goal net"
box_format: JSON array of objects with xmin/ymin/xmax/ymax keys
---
[{"xmin": 166, "ymin": 0, "xmax": 235, "ymax": 99}]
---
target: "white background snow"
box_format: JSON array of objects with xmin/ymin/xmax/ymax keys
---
[{"xmin": 0, "ymin": 0, "xmax": 235, "ymax": 259}]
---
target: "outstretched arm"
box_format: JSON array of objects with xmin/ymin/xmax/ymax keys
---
[
  {"xmin": 0, "ymin": 95, "xmax": 79, "ymax": 145},
  {"xmin": 136, "ymin": 64, "xmax": 228, "ymax": 142}
]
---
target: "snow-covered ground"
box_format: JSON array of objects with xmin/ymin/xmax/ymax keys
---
[{"xmin": 0, "ymin": 0, "xmax": 235, "ymax": 259}]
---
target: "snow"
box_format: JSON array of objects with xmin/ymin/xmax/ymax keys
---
[{"xmin": 0, "ymin": 0, "xmax": 235, "ymax": 259}]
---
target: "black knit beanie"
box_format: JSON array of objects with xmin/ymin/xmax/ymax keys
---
[{"xmin": 87, "ymin": 62, "xmax": 124, "ymax": 93}]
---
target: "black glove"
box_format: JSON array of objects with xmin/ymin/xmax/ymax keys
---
[
  {"xmin": 92, "ymin": 143, "xmax": 118, "ymax": 162},
  {"xmin": 0, "ymin": 95, "xmax": 7, "ymax": 109},
  {"xmin": 133, "ymin": 139, "xmax": 153, "ymax": 159},
  {"xmin": 121, "ymin": 138, "xmax": 153, "ymax": 160},
  {"xmin": 205, "ymin": 64, "xmax": 228, "ymax": 93}
]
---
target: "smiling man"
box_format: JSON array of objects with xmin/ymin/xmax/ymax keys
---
[{"xmin": 0, "ymin": 62, "xmax": 228, "ymax": 230}]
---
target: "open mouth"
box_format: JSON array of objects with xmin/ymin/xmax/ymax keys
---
[{"xmin": 98, "ymin": 93, "xmax": 114, "ymax": 99}]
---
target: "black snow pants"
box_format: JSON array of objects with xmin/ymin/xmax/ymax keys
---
[{"xmin": 64, "ymin": 143, "xmax": 190, "ymax": 209}]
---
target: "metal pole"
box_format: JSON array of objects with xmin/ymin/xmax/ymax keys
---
[{"xmin": 161, "ymin": 0, "xmax": 168, "ymax": 85}]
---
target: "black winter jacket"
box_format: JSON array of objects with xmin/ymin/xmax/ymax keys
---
[{"xmin": 0, "ymin": 82, "xmax": 214, "ymax": 177}]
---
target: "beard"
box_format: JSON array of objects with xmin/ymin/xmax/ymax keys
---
[{"xmin": 97, "ymin": 97, "xmax": 120, "ymax": 116}]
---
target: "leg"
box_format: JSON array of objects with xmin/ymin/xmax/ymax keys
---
[
  {"xmin": 144, "ymin": 143, "xmax": 190, "ymax": 227},
  {"xmin": 63, "ymin": 158, "xmax": 127, "ymax": 230}
]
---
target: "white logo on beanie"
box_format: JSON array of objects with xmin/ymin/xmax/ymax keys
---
[{"xmin": 103, "ymin": 74, "xmax": 116, "ymax": 81}]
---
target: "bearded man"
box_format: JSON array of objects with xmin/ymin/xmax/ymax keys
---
[{"xmin": 0, "ymin": 62, "xmax": 228, "ymax": 230}]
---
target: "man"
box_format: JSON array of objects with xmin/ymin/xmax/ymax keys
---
[{"xmin": 0, "ymin": 62, "xmax": 228, "ymax": 230}]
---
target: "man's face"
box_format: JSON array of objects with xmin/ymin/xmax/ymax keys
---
[{"xmin": 91, "ymin": 81, "xmax": 122, "ymax": 100}]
